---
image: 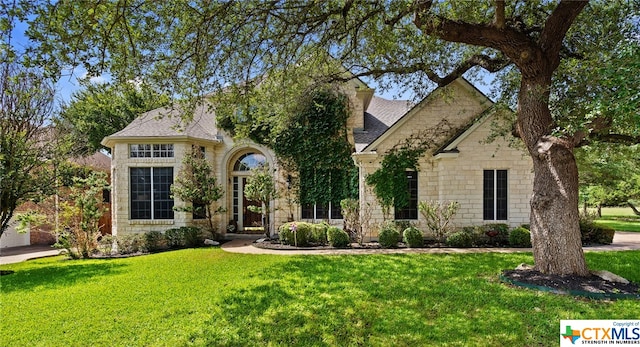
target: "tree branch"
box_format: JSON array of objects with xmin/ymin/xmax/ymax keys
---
[
  {"xmin": 338, "ymin": 53, "xmax": 511, "ymax": 87},
  {"xmin": 494, "ymin": 0, "xmax": 505, "ymax": 29},
  {"xmin": 538, "ymin": 0, "xmax": 588, "ymax": 67}
]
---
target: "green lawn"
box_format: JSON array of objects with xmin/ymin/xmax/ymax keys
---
[
  {"xmin": 1, "ymin": 249, "xmax": 639, "ymax": 346},
  {"xmin": 595, "ymin": 207, "xmax": 640, "ymax": 232}
]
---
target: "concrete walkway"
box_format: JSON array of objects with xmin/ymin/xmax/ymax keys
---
[
  {"xmin": 221, "ymin": 231, "xmax": 640, "ymax": 255},
  {"xmin": 0, "ymin": 245, "xmax": 61, "ymax": 265},
  {"xmin": 1, "ymin": 232, "xmax": 638, "ymax": 264}
]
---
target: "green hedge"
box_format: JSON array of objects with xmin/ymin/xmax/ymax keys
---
[
  {"xmin": 445, "ymin": 230, "xmax": 474, "ymax": 248},
  {"xmin": 403, "ymin": 227, "xmax": 424, "ymax": 248},
  {"xmin": 378, "ymin": 223, "xmax": 400, "ymax": 248},
  {"xmin": 327, "ymin": 227, "xmax": 350, "ymax": 248},
  {"xmin": 508, "ymin": 227, "xmax": 532, "ymax": 247},
  {"xmin": 164, "ymin": 227, "xmax": 203, "ymax": 248},
  {"xmin": 278, "ymin": 222, "xmax": 313, "ymax": 246}
]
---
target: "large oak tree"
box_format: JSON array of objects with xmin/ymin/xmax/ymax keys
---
[{"xmin": 21, "ymin": 0, "xmax": 639, "ymax": 275}]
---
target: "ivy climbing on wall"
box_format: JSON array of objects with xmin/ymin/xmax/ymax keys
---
[
  {"xmin": 274, "ymin": 86, "xmax": 358, "ymax": 206},
  {"xmin": 365, "ymin": 119, "xmax": 458, "ymax": 218},
  {"xmin": 216, "ymin": 83, "xmax": 358, "ymax": 207}
]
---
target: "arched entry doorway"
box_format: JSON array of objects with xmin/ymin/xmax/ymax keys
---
[{"xmin": 229, "ymin": 151, "xmax": 267, "ymax": 232}]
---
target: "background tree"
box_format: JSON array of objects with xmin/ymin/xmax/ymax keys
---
[
  {"xmin": 170, "ymin": 149, "xmax": 224, "ymax": 238},
  {"xmin": 577, "ymin": 144, "xmax": 640, "ymax": 215},
  {"xmin": 0, "ymin": 61, "xmax": 67, "ymax": 238},
  {"xmin": 244, "ymin": 165, "xmax": 278, "ymax": 238},
  {"xmin": 22, "ymin": 1, "xmax": 639, "ymax": 276},
  {"xmin": 57, "ymin": 80, "xmax": 169, "ymax": 155}
]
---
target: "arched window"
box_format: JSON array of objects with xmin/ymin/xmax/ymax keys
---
[{"xmin": 233, "ymin": 152, "xmax": 266, "ymax": 171}]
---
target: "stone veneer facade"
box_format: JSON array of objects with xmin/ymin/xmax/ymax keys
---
[
  {"xmin": 104, "ymin": 78, "xmax": 533, "ymax": 238},
  {"xmin": 353, "ymin": 79, "xmax": 533, "ymax": 234}
]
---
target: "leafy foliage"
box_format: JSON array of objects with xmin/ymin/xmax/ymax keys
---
[
  {"xmin": 377, "ymin": 222, "xmax": 400, "ymax": 248},
  {"xmin": 0, "ymin": 62, "xmax": 67, "ymax": 237},
  {"xmin": 244, "ymin": 165, "xmax": 278, "ymax": 237},
  {"xmin": 170, "ymin": 149, "xmax": 223, "ymax": 238},
  {"xmin": 418, "ymin": 200, "xmax": 461, "ymax": 244},
  {"xmin": 366, "ymin": 119, "xmax": 457, "ymax": 216},
  {"xmin": 55, "ymin": 172, "xmax": 110, "ymax": 258},
  {"xmin": 164, "ymin": 227, "xmax": 205, "ymax": 249},
  {"xmin": 57, "ymin": 80, "xmax": 169, "ymax": 155},
  {"xmin": 402, "ymin": 226, "xmax": 424, "ymax": 248},
  {"xmin": 273, "ymin": 87, "xmax": 357, "ymax": 206},
  {"xmin": 327, "ymin": 227, "xmax": 350, "ymax": 248},
  {"xmin": 509, "ymin": 227, "xmax": 532, "ymax": 248}
]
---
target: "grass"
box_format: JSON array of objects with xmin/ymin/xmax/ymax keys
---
[
  {"xmin": 1, "ymin": 249, "xmax": 639, "ymax": 346},
  {"xmin": 595, "ymin": 207, "xmax": 640, "ymax": 232}
]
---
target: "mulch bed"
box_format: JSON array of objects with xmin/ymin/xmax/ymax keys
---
[{"xmin": 501, "ymin": 269, "xmax": 640, "ymax": 298}]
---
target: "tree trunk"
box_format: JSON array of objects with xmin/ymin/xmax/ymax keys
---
[
  {"xmin": 627, "ymin": 202, "xmax": 640, "ymax": 216},
  {"xmin": 518, "ymin": 76, "xmax": 589, "ymax": 276}
]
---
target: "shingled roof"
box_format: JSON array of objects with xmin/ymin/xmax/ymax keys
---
[
  {"xmin": 103, "ymin": 102, "xmax": 220, "ymax": 146},
  {"xmin": 354, "ymin": 96, "xmax": 413, "ymax": 152}
]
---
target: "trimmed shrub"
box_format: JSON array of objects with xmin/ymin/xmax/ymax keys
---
[
  {"xmin": 310, "ymin": 223, "xmax": 329, "ymax": 245},
  {"xmin": 403, "ymin": 227, "xmax": 424, "ymax": 248},
  {"xmin": 182, "ymin": 227, "xmax": 204, "ymax": 248},
  {"xmin": 327, "ymin": 227, "xmax": 350, "ymax": 248},
  {"xmin": 278, "ymin": 222, "xmax": 313, "ymax": 246},
  {"xmin": 378, "ymin": 223, "xmax": 400, "ymax": 248},
  {"xmin": 164, "ymin": 228, "xmax": 185, "ymax": 248},
  {"xmin": 445, "ymin": 230, "xmax": 474, "ymax": 248},
  {"xmin": 117, "ymin": 233, "xmax": 146, "ymax": 254},
  {"xmin": 582, "ymin": 225, "xmax": 615, "ymax": 245},
  {"xmin": 144, "ymin": 230, "xmax": 166, "ymax": 252},
  {"xmin": 580, "ymin": 212, "xmax": 615, "ymax": 245},
  {"xmin": 164, "ymin": 227, "xmax": 203, "ymax": 248},
  {"xmin": 509, "ymin": 227, "xmax": 532, "ymax": 247}
]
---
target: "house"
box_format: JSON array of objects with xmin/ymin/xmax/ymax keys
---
[{"xmin": 101, "ymin": 78, "xmax": 533, "ymax": 238}]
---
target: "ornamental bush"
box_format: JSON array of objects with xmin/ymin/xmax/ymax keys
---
[
  {"xmin": 310, "ymin": 223, "xmax": 328, "ymax": 244},
  {"xmin": 278, "ymin": 222, "xmax": 313, "ymax": 246},
  {"xmin": 403, "ymin": 227, "xmax": 424, "ymax": 248},
  {"xmin": 579, "ymin": 212, "xmax": 615, "ymax": 245},
  {"xmin": 327, "ymin": 227, "xmax": 350, "ymax": 248},
  {"xmin": 445, "ymin": 230, "xmax": 474, "ymax": 248},
  {"xmin": 144, "ymin": 230, "xmax": 166, "ymax": 252},
  {"xmin": 508, "ymin": 227, "xmax": 532, "ymax": 247},
  {"xmin": 378, "ymin": 223, "xmax": 400, "ymax": 248},
  {"xmin": 116, "ymin": 233, "xmax": 146, "ymax": 254},
  {"xmin": 164, "ymin": 227, "xmax": 203, "ymax": 248},
  {"xmin": 182, "ymin": 227, "xmax": 204, "ymax": 248}
]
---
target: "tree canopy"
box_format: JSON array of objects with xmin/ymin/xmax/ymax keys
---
[
  {"xmin": 15, "ymin": 0, "xmax": 640, "ymax": 275},
  {"xmin": 57, "ymin": 80, "xmax": 169, "ymax": 155},
  {"xmin": 0, "ymin": 62, "xmax": 66, "ymax": 237}
]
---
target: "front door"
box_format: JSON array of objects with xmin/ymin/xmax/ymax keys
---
[{"xmin": 242, "ymin": 177, "xmax": 263, "ymax": 230}]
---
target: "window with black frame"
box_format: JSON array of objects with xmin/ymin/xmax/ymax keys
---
[
  {"xmin": 394, "ymin": 171, "xmax": 418, "ymax": 220},
  {"xmin": 483, "ymin": 169, "xmax": 508, "ymax": 220}
]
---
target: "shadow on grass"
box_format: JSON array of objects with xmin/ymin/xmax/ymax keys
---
[
  {"xmin": 0, "ymin": 259, "xmax": 128, "ymax": 293},
  {"xmin": 192, "ymin": 253, "xmax": 558, "ymax": 346}
]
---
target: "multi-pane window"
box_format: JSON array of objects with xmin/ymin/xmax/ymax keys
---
[
  {"xmin": 130, "ymin": 167, "xmax": 174, "ymax": 220},
  {"xmin": 130, "ymin": 144, "xmax": 174, "ymax": 158},
  {"xmin": 483, "ymin": 169, "xmax": 508, "ymax": 220},
  {"xmin": 301, "ymin": 202, "xmax": 343, "ymax": 220},
  {"xmin": 394, "ymin": 171, "xmax": 418, "ymax": 220}
]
